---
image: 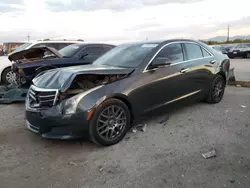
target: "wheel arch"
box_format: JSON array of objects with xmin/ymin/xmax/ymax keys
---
[
  {"xmin": 0, "ymin": 66, "xmax": 11, "ymax": 82},
  {"xmin": 108, "ymin": 94, "xmax": 134, "ymax": 124}
]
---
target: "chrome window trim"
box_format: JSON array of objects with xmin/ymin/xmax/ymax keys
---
[{"xmin": 143, "ymin": 41, "xmax": 214, "ymax": 73}]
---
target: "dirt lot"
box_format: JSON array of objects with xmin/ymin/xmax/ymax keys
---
[{"xmin": 0, "ymin": 86, "xmax": 250, "ymax": 188}]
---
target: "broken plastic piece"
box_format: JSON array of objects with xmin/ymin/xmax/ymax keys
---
[
  {"xmin": 131, "ymin": 127, "xmax": 137, "ymax": 133},
  {"xmin": 137, "ymin": 124, "xmax": 147, "ymax": 132},
  {"xmin": 158, "ymin": 116, "xmax": 169, "ymax": 125},
  {"xmin": 202, "ymin": 149, "xmax": 216, "ymax": 159}
]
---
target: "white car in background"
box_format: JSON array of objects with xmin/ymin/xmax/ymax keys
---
[{"xmin": 0, "ymin": 40, "xmax": 85, "ymax": 84}]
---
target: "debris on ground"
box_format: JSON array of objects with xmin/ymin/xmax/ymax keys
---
[
  {"xmin": 131, "ymin": 127, "xmax": 137, "ymax": 133},
  {"xmin": 202, "ymin": 149, "xmax": 216, "ymax": 159},
  {"xmin": 225, "ymin": 110, "xmax": 229, "ymax": 113},
  {"xmin": 98, "ymin": 165, "xmax": 104, "ymax": 172},
  {"xmin": 236, "ymin": 84, "xmax": 242, "ymax": 87},
  {"xmin": 229, "ymin": 180, "xmax": 235, "ymax": 183},
  {"xmin": 158, "ymin": 115, "xmax": 169, "ymax": 126},
  {"xmin": 241, "ymin": 105, "xmax": 247, "ymax": 108},
  {"xmin": 137, "ymin": 124, "xmax": 147, "ymax": 132},
  {"xmin": 131, "ymin": 124, "xmax": 147, "ymax": 133},
  {"xmin": 68, "ymin": 161, "xmax": 77, "ymax": 166},
  {"xmin": 124, "ymin": 136, "xmax": 131, "ymax": 141}
]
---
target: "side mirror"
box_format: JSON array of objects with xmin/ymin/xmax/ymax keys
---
[{"xmin": 148, "ymin": 57, "xmax": 171, "ymax": 69}]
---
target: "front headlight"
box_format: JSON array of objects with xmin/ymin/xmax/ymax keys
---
[
  {"xmin": 62, "ymin": 85, "xmax": 104, "ymax": 115},
  {"xmin": 63, "ymin": 94, "xmax": 81, "ymax": 115}
]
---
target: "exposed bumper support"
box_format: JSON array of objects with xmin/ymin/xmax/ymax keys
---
[{"xmin": 0, "ymin": 84, "xmax": 28, "ymax": 104}]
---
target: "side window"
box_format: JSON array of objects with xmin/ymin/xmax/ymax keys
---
[
  {"xmin": 58, "ymin": 43, "xmax": 73, "ymax": 50},
  {"xmin": 84, "ymin": 47, "xmax": 105, "ymax": 56},
  {"xmin": 103, "ymin": 46, "xmax": 113, "ymax": 52},
  {"xmin": 236, "ymin": 44, "xmax": 242, "ymax": 48},
  {"xmin": 154, "ymin": 43, "xmax": 183, "ymax": 64},
  {"xmin": 201, "ymin": 48, "xmax": 211, "ymax": 57},
  {"xmin": 45, "ymin": 43, "xmax": 60, "ymax": 49},
  {"xmin": 184, "ymin": 43, "xmax": 203, "ymax": 60}
]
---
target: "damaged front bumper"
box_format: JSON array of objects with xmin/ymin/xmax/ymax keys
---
[{"xmin": 25, "ymin": 105, "xmax": 90, "ymax": 139}]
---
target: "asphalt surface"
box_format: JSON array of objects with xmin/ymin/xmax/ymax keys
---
[
  {"xmin": 0, "ymin": 86, "xmax": 250, "ymax": 188},
  {"xmin": 230, "ymin": 58, "xmax": 250, "ymax": 82}
]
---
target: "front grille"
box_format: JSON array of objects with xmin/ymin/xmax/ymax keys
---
[{"xmin": 29, "ymin": 86, "xmax": 58, "ymax": 108}]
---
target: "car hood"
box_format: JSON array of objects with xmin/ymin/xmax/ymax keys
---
[
  {"xmin": 32, "ymin": 64, "xmax": 134, "ymax": 92},
  {"xmin": 8, "ymin": 46, "xmax": 62, "ymax": 62}
]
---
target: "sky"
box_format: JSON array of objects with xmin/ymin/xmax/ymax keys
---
[{"xmin": 0, "ymin": 0, "xmax": 249, "ymax": 44}]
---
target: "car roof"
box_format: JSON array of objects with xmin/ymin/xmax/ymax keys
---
[
  {"xmin": 119, "ymin": 39, "xmax": 204, "ymax": 46},
  {"xmin": 31, "ymin": 40, "xmax": 85, "ymax": 44},
  {"xmin": 67, "ymin": 43, "xmax": 116, "ymax": 47}
]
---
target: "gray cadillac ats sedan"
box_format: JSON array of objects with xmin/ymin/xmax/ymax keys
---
[{"xmin": 25, "ymin": 39, "xmax": 230, "ymax": 146}]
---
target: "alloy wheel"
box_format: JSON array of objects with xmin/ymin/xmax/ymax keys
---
[
  {"xmin": 212, "ymin": 78, "xmax": 224, "ymax": 101},
  {"xmin": 97, "ymin": 105, "xmax": 127, "ymax": 141},
  {"xmin": 5, "ymin": 71, "xmax": 16, "ymax": 84}
]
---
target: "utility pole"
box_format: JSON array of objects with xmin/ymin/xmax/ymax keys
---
[
  {"xmin": 27, "ymin": 33, "xmax": 30, "ymax": 42},
  {"xmin": 227, "ymin": 25, "xmax": 230, "ymax": 43}
]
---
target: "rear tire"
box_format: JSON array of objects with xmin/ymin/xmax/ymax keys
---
[
  {"xmin": 1, "ymin": 67, "xmax": 16, "ymax": 85},
  {"xmin": 89, "ymin": 98, "xmax": 131, "ymax": 146},
  {"xmin": 246, "ymin": 52, "xmax": 250, "ymax": 58},
  {"xmin": 205, "ymin": 74, "xmax": 226, "ymax": 104}
]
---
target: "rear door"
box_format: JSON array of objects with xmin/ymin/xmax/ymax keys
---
[{"xmin": 182, "ymin": 42, "xmax": 216, "ymax": 94}]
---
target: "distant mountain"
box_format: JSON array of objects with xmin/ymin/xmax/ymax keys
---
[{"xmin": 205, "ymin": 35, "xmax": 250, "ymax": 41}]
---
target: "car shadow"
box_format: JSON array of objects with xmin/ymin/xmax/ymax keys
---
[{"xmin": 137, "ymin": 96, "xmax": 203, "ymax": 125}]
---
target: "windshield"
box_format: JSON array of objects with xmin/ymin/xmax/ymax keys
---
[
  {"xmin": 11, "ymin": 43, "xmax": 31, "ymax": 53},
  {"xmin": 58, "ymin": 44, "xmax": 82, "ymax": 57},
  {"xmin": 93, "ymin": 43, "xmax": 159, "ymax": 68}
]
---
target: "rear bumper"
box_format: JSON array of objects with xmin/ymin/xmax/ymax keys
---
[{"xmin": 25, "ymin": 108, "xmax": 90, "ymax": 139}]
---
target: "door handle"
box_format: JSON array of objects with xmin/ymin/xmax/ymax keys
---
[
  {"xmin": 180, "ymin": 68, "xmax": 190, "ymax": 73},
  {"xmin": 210, "ymin": 60, "xmax": 216, "ymax": 64}
]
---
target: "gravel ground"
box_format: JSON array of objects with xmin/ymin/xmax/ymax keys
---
[{"xmin": 0, "ymin": 86, "xmax": 250, "ymax": 188}]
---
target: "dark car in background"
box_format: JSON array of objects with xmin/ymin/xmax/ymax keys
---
[
  {"xmin": 210, "ymin": 45, "xmax": 227, "ymax": 54},
  {"xmin": 227, "ymin": 43, "xmax": 250, "ymax": 58},
  {"xmin": 9, "ymin": 43, "xmax": 115, "ymax": 85},
  {"xmin": 25, "ymin": 39, "xmax": 230, "ymax": 146}
]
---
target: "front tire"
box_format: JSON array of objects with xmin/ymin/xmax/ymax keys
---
[
  {"xmin": 205, "ymin": 74, "xmax": 226, "ymax": 104},
  {"xmin": 1, "ymin": 67, "xmax": 16, "ymax": 85},
  {"xmin": 89, "ymin": 98, "xmax": 131, "ymax": 146}
]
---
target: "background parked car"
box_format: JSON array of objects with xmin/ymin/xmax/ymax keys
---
[
  {"xmin": 227, "ymin": 43, "xmax": 250, "ymax": 58},
  {"xmin": 10, "ymin": 43, "xmax": 115, "ymax": 85},
  {"xmin": 2, "ymin": 42, "xmax": 25, "ymax": 55},
  {"xmin": 0, "ymin": 40, "xmax": 85, "ymax": 85},
  {"xmin": 26, "ymin": 39, "xmax": 230, "ymax": 146},
  {"xmin": 210, "ymin": 45, "xmax": 227, "ymax": 54}
]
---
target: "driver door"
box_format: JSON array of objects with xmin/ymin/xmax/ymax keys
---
[{"xmin": 131, "ymin": 43, "xmax": 189, "ymax": 113}]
